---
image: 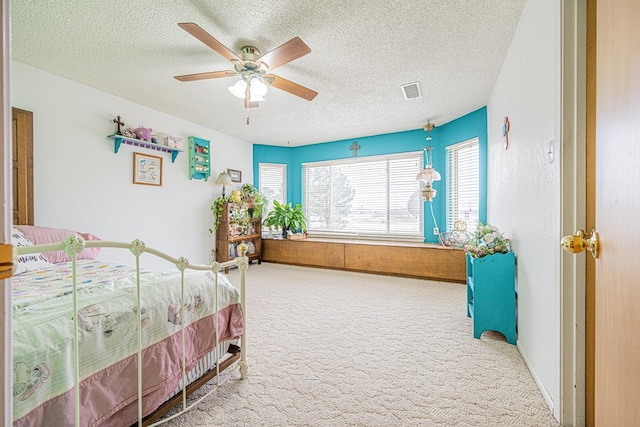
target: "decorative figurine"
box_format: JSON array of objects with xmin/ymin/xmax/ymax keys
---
[
  {"xmin": 112, "ymin": 115, "xmax": 125, "ymax": 135},
  {"xmin": 134, "ymin": 126, "xmax": 153, "ymax": 142},
  {"xmin": 122, "ymin": 127, "xmax": 137, "ymax": 138}
]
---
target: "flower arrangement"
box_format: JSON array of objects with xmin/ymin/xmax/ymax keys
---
[{"xmin": 464, "ymin": 222, "xmax": 511, "ymax": 258}]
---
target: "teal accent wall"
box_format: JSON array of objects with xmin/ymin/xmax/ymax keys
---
[{"xmin": 253, "ymin": 106, "xmax": 487, "ymax": 242}]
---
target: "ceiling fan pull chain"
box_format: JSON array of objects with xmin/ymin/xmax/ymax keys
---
[{"xmin": 246, "ymin": 113, "xmax": 250, "ymax": 125}]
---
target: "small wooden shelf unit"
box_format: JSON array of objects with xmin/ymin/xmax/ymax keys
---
[
  {"xmin": 188, "ymin": 136, "xmax": 211, "ymax": 181},
  {"xmin": 216, "ymin": 202, "xmax": 261, "ymax": 272}
]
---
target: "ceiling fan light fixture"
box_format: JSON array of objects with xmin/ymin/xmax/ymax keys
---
[
  {"xmin": 251, "ymin": 77, "xmax": 269, "ymax": 98},
  {"xmin": 228, "ymin": 79, "xmax": 247, "ymax": 98}
]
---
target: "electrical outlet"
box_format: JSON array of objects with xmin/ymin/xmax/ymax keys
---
[{"xmin": 433, "ymin": 227, "xmax": 439, "ymax": 235}]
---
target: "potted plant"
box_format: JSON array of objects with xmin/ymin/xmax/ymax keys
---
[{"xmin": 262, "ymin": 200, "xmax": 307, "ymax": 238}]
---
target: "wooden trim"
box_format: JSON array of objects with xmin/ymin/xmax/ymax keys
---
[
  {"xmin": 262, "ymin": 238, "xmax": 466, "ymax": 283},
  {"xmin": 585, "ymin": 0, "xmax": 596, "ymax": 424},
  {"xmin": 1, "ymin": 3, "xmax": 10, "ymax": 424}
]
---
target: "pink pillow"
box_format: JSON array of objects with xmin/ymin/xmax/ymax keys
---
[
  {"xmin": 15, "ymin": 225, "xmax": 102, "ymax": 263},
  {"xmin": 11, "ymin": 228, "xmax": 53, "ymax": 274}
]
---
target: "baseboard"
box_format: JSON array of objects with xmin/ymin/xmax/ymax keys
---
[{"xmin": 517, "ymin": 341, "xmax": 559, "ymax": 422}]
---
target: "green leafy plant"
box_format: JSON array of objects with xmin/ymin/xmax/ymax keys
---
[
  {"xmin": 263, "ymin": 200, "xmax": 307, "ymax": 236},
  {"xmin": 209, "ymin": 196, "xmax": 229, "ymax": 233},
  {"xmin": 210, "ymin": 184, "xmax": 267, "ymax": 233},
  {"xmin": 240, "ymin": 184, "xmax": 266, "ymax": 219}
]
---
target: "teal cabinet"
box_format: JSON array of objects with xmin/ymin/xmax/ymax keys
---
[
  {"xmin": 466, "ymin": 252, "xmax": 517, "ymax": 344},
  {"xmin": 188, "ymin": 136, "xmax": 211, "ymax": 181}
]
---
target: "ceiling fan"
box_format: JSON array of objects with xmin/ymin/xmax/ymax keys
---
[{"xmin": 174, "ymin": 22, "xmax": 318, "ymax": 109}]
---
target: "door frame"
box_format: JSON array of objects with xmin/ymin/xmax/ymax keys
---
[
  {"xmin": 1, "ymin": 0, "xmax": 12, "ymax": 424},
  {"xmin": 560, "ymin": 0, "xmax": 588, "ymax": 425}
]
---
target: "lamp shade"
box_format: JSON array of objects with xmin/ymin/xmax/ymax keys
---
[
  {"xmin": 416, "ymin": 166, "xmax": 441, "ymax": 183},
  {"xmin": 228, "ymin": 80, "xmax": 247, "ymax": 99},
  {"xmin": 215, "ymin": 172, "xmax": 233, "ymax": 186},
  {"xmin": 249, "ymin": 78, "xmax": 268, "ymax": 102}
]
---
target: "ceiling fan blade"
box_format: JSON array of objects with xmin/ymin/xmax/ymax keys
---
[
  {"xmin": 266, "ymin": 74, "xmax": 318, "ymax": 101},
  {"xmin": 178, "ymin": 22, "xmax": 240, "ymax": 62},
  {"xmin": 258, "ymin": 37, "xmax": 311, "ymax": 70},
  {"xmin": 174, "ymin": 70, "xmax": 237, "ymax": 82}
]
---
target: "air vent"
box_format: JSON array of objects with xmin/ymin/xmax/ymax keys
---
[{"xmin": 401, "ymin": 82, "xmax": 422, "ymax": 100}]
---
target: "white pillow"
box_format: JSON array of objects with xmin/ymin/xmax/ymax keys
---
[{"xmin": 11, "ymin": 228, "xmax": 52, "ymax": 275}]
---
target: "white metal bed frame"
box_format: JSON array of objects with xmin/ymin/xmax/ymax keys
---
[{"xmin": 15, "ymin": 235, "xmax": 248, "ymax": 426}]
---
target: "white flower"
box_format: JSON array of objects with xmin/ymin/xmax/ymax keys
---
[{"xmin": 464, "ymin": 221, "xmax": 511, "ymax": 258}]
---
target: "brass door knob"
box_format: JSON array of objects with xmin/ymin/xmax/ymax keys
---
[{"xmin": 561, "ymin": 229, "xmax": 599, "ymax": 259}]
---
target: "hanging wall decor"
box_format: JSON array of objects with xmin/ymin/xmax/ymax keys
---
[
  {"xmin": 227, "ymin": 169, "xmax": 242, "ymax": 182},
  {"xmin": 503, "ymin": 116, "xmax": 511, "ymax": 150},
  {"xmin": 133, "ymin": 152, "xmax": 163, "ymax": 186},
  {"xmin": 349, "ymin": 141, "xmax": 361, "ymax": 157}
]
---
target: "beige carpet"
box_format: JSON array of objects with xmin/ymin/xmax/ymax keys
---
[{"xmin": 163, "ymin": 263, "xmax": 560, "ymax": 427}]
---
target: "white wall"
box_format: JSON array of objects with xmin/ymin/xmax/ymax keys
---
[
  {"xmin": 11, "ymin": 61, "xmax": 253, "ymax": 268},
  {"xmin": 487, "ymin": 0, "xmax": 560, "ymax": 420}
]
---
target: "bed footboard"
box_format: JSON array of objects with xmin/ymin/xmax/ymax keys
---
[{"xmin": 14, "ymin": 236, "xmax": 248, "ymax": 427}]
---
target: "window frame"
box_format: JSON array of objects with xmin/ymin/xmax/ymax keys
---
[
  {"xmin": 446, "ymin": 138, "xmax": 480, "ymax": 233},
  {"xmin": 302, "ymin": 151, "xmax": 424, "ymax": 242},
  {"xmin": 258, "ymin": 162, "xmax": 287, "ymax": 214}
]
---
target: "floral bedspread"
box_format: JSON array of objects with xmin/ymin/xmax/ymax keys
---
[{"xmin": 11, "ymin": 260, "xmax": 241, "ymax": 423}]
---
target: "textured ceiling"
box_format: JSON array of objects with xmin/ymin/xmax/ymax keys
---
[{"xmin": 11, "ymin": 1, "xmax": 526, "ymax": 146}]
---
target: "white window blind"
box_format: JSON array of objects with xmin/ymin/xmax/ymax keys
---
[
  {"xmin": 446, "ymin": 138, "xmax": 479, "ymax": 233},
  {"xmin": 303, "ymin": 152, "xmax": 423, "ymax": 240},
  {"xmin": 259, "ymin": 163, "xmax": 286, "ymax": 215}
]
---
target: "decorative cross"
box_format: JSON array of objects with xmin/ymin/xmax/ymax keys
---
[
  {"xmin": 349, "ymin": 141, "xmax": 361, "ymax": 157},
  {"xmin": 112, "ymin": 115, "xmax": 125, "ymax": 135}
]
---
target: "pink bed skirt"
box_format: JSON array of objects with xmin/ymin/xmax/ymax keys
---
[{"xmin": 14, "ymin": 303, "xmax": 244, "ymax": 427}]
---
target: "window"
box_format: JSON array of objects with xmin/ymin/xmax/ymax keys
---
[
  {"xmin": 303, "ymin": 152, "xmax": 423, "ymax": 240},
  {"xmin": 259, "ymin": 163, "xmax": 286, "ymax": 216},
  {"xmin": 446, "ymin": 138, "xmax": 479, "ymax": 233}
]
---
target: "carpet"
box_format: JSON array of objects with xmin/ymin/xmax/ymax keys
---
[{"xmin": 162, "ymin": 262, "xmax": 560, "ymax": 426}]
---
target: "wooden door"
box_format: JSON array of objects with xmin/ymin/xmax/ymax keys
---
[
  {"xmin": 12, "ymin": 108, "xmax": 34, "ymax": 225},
  {"xmin": 593, "ymin": 0, "xmax": 640, "ymax": 424}
]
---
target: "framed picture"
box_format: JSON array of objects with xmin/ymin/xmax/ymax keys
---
[
  {"xmin": 227, "ymin": 168, "xmax": 242, "ymax": 182},
  {"xmin": 133, "ymin": 152, "xmax": 163, "ymax": 186}
]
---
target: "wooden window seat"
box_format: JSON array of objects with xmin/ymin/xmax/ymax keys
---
[{"xmin": 262, "ymin": 237, "xmax": 466, "ymax": 283}]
